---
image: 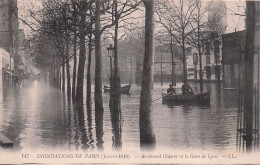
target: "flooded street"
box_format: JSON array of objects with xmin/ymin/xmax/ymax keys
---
[{"xmin": 0, "ymin": 81, "xmax": 239, "ymax": 152}]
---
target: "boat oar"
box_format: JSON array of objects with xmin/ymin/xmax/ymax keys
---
[{"xmin": 152, "ymin": 92, "xmax": 173, "ymax": 102}]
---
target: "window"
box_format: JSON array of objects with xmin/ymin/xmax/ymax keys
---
[
  {"xmin": 2, "ymin": 13, "xmax": 5, "ymax": 17},
  {"xmin": 205, "ymin": 42, "xmax": 210, "ymax": 55},
  {"xmin": 188, "ymin": 68, "xmax": 195, "ymax": 72},
  {"xmin": 2, "ymin": 22, "xmax": 5, "ymax": 26}
]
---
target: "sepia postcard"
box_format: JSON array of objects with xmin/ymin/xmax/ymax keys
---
[{"xmin": 0, "ymin": 0, "xmax": 260, "ymax": 164}]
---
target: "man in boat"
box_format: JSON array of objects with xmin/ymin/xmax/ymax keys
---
[
  {"xmin": 167, "ymin": 84, "xmax": 176, "ymax": 95},
  {"xmin": 182, "ymin": 81, "xmax": 194, "ymax": 95}
]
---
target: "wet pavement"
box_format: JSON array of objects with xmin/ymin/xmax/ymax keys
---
[{"xmin": 0, "ymin": 80, "xmax": 239, "ymax": 152}]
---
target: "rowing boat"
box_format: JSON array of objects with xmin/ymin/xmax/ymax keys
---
[
  {"xmin": 103, "ymin": 84, "xmax": 131, "ymax": 94},
  {"xmin": 162, "ymin": 92, "xmax": 210, "ymax": 104}
]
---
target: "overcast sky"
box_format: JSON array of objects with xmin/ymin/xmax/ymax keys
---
[
  {"xmin": 17, "ymin": 0, "xmax": 246, "ymax": 36},
  {"xmin": 225, "ymin": 1, "xmax": 246, "ymax": 32}
]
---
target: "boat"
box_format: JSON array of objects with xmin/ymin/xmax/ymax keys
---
[
  {"xmin": 161, "ymin": 92, "xmax": 210, "ymax": 104},
  {"xmin": 103, "ymin": 84, "xmax": 131, "ymax": 94}
]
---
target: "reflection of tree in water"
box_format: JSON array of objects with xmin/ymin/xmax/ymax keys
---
[
  {"xmin": 95, "ymin": 108, "xmax": 104, "ymax": 150},
  {"xmin": 110, "ymin": 103, "xmax": 122, "ymax": 150},
  {"xmin": 64, "ymin": 94, "xmax": 77, "ymax": 149},
  {"xmin": 74, "ymin": 103, "xmax": 90, "ymax": 150},
  {"xmin": 86, "ymin": 104, "xmax": 94, "ymax": 149}
]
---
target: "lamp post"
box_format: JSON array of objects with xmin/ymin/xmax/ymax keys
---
[{"xmin": 107, "ymin": 44, "xmax": 114, "ymax": 81}]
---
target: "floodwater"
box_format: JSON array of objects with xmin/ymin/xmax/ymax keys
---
[{"xmin": 0, "ymin": 80, "xmax": 239, "ymax": 152}]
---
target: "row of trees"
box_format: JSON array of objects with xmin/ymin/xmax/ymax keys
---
[
  {"xmin": 23, "ymin": 0, "xmax": 228, "ymax": 98},
  {"xmin": 22, "ymin": 0, "xmax": 156, "ymax": 149},
  {"xmin": 22, "ymin": 0, "xmax": 140, "ymax": 107}
]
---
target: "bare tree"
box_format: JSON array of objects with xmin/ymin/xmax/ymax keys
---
[
  {"xmin": 139, "ymin": 0, "xmax": 156, "ymax": 150},
  {"xmin": 86, "ymin": 14, "xmax": 94, "ymax": 108},
  {"xmin": 75, "ymin": 0, "xmax": 92, "ymax": 102},
  {"xmin": 94, "ymin": 0, "xmax": 140, "ymax": 114},
  {"xmin": 207, "ymin": 1, "xmax": 227, "ymax": 82},
  {"xmin": 187, "ymin": 0, "xmax": 209, "ymax": 92},
  {"xmin": 94, "ymin": 0, "xmax": 104, "ymax": 113},
  {"xmin": 156, "ymin": 0, "xmax": 197, "ymax": 83},
  {"xmin": 155, "ymin": 32, "xmax": 182, "ymax": 86}
]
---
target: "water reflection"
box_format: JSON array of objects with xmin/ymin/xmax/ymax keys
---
[
  {"xmin": 86, "ymin": 104, "xmax": 94, "ymax": 149},
  {"xmin": 95, "ymin": 108, "xmax": 104, "ymax": 150},
  {"xmin": 110, "ymin": 102, "xmax": 122, "ymax": 150},
  {"xmin": 74, "ymin": 103, "xmax": 89, "ymax": 150},
  {"xmin": 0, "ymin": 81, "xmax": 241, "ymax": 152}
]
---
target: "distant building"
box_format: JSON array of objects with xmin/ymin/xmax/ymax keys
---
[
  {"xmin": 187, "ymin": 36, "xmax": 222, "ymax": 82},
  {"xmin": 0, "ymin": 0, "xmax": 19, "ymax": 70},
  {"xmin": 117, "ymin": 37, "xmax": 143, "ymax": 84},
  {"xmin": 154, "ymin": 44, "xmax": 184, "ymax": 84},
  {"xmin": 222, "ymin": 30, "xmax": 245, "ymax": 88},
  {"xmin": 0, "ymin": 48, "xmax": 14, "ymax": 91},
  {"xmin": 17, "ymin": 29, "xmax": 27, "ymax": 72}
]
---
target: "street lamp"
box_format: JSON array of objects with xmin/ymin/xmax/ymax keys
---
[{"xmin": 107, "ymin": 44, "xmax": 114, "ymax": 80}]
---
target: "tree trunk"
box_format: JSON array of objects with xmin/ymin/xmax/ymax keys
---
[
  {"xmin": 57, "ymin": 59, "xmax": 61, "ymax": 88},
  {"xmin": 214, "ymin": 49, "xmax": 221, "ymax": 84},
  {"xmin": 50, "ymin": 66, "xmax": 53, "ymax": 85},
  {"xmin": 199, "ymin": 51, "xmax": 203, "ymax": 93},
  {"xmin": 72, "ymin": 35, "xmax": 77, "ymax": 99},
  {"xmin": 243, "ymin": 1, "xmax": 256, "ymax": 152},
  {"xmin": 86, "ymin": 23, "xmax": 93, "ymax": 108},
  {"xmin": 197, "ymin": 17, "xmax": 203, "ymax": 93},
  {"xmin": 110, "ymin": 0, "xmax": 122, "ymax": 150},
  {"xmin": 94, "ymin": 0, "xmax": 104, "ymax": 112},
  {"xmin": 66, "ymin": 35, "xmax": 71, "ymax": 95},
  {"xmin": 170, "ymin": 36, "xmax": 175, "ymax": 86},
  {"xmin": 76, "ymin": 2, "xmax": 87, "ymax": 102},
  {"xmin": 182, "ymin": 37, "xmax": 187, "ymax": 83},
  {"xmin": 139, "ymin": 0, "xmax": 156, "ymax": 150},
  {"xmin": 110, "ymin": 0, "xmax": 121, "ymax": 111},
  {"xmin": 182, "ymin": 57, "xmax": 187, "ymax": 83},
  {"xmin": 62, "ymin": 56, "xmax": 65, "ymax": 92}
]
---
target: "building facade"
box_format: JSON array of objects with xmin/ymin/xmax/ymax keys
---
[
  {"xmin": 0, "ymin": 48, "xmax": 14, "ymax": 92},
  {"xmin": 0, "ymin": 0, "xmax": 19, "ymax": 70},
  {"xmin": 222, "ymin": 30, "xmax": 245, "ymax": 88},
  {"xmin": 187, "ymin": 37, "xmax": 223, "ymax": 82}
]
